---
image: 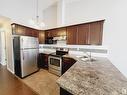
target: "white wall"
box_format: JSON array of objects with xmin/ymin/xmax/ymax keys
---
[
  {"xmin": 62, "ymin": 0, "xmax": 127, "ymax": 77},
  {"xmin": 0, "ymin": 0, "xmax": 57, "ymax": 29},
  {"xmin": 0, "ymin": 16, "xmax": 14, "ymax": 73},
  {"xmin": 57, "ymin": 0, "xmax": 65, "ymax": 27},
  {"xmin": 0, "ymin": 0, "xmax": 35, "ymax": 28},
  {"xmin": 43, "ymin": 3, "xmax": 57, "ymax": 29}
]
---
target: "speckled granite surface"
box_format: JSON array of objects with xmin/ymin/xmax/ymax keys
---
[{"xmin": 57, "ymin": 55, "xmax": 127, "ymax": 95}]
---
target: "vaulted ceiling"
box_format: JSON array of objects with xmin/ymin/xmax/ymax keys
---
[{"xmin": 0, "ymin": 0, "xmax": 58, "ymax": 28}]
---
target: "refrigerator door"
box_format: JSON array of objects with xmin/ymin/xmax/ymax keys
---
[
  {"xmin": 20, "ymin": 49, "xmax": 38, "ymax": 77},
  {"xmin": 20, "ymin": 36, "xmax": 39, "ymax": 49}
]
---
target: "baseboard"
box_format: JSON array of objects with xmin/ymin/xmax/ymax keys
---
[
  {"xmin": 7, "ymin": 67, "xmax": 14, "ymax": 74},
  {"xmin": 0, "ymin": 63, "xmax": 7, "ymax": 66}
]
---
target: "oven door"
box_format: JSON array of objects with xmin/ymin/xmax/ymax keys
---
[{"xmin": 48, "ymin": 56, "xmax": 62, "ymax": 71}]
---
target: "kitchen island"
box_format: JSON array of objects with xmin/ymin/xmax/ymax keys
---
[{"xmin": 57, "ymin": 55, "xmax": 127, "ymax": 95}]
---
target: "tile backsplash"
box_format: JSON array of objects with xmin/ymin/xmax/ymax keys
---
[{"xmin": 39, "ymin": 44, "xmax": 108, "ymax": 57}]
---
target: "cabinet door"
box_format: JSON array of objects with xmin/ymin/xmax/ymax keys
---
[
  {"xmin": 39, "ymin": 31, "xmax": 45, "ymax": 44},
  {"xmin": 77, "ymin": 24, "xmax": 89, "ymax": 45},
  {"xmin": 37, "ymin": 53, "xmax": 48, "ymax": 69},
  {"xmin": 57, "ymin": 28, "xmax": 66, "ymax": 36},
  {"xmin": 45, "ymin": 29, "xmax": 56, "ymax": 37},
  {"xmin": 62, "ymin": 57, "xmax": 76, "ymax": 75},
  {"xmin": 12, "ymin": 25, "xmax": 26, "ymax": 35},
  {"xmin": 51, "ymin": 29, "xmax": 57, "ymax": 37},
  {"xmin": 25, "ymin": 28, "xmax": 38, "ymax": 37},
  {"xmin": 17, "ymin": 25, "xmax": 26, "ymax": 35},
  {"xmin": 89, "ymin": 21, "xmax": 103, "ymax": 45},
  {"xmin": 12, "ymin": 24, "xmax": 39, "ymax": 37},
  {"xmin": 67, "ymin": 26, "xmax": 78, "ymax": 45},
  {"xmin": 25, "ymin": 28, "xmax": 32, "ymax": 36},
  {"xmin": 32, "ymin": 29, "xmax": 39, "ymax": 37}
]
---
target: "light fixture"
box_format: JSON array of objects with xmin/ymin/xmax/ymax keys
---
[{"xmin": 29, "ymin": 0, "xmax": 45, "ymax": 29}]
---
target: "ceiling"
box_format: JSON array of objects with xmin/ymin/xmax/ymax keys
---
[
  {"xmin": 0, "ymin": 0, "xmax": 58, "ymax": 29},
  {"xmin": 39, "ymin": 0, "xmax": 58, "ymax": 10},
  {"xmin": 64, "ymin": 0, "xmax": 81, "ymax": 4}
]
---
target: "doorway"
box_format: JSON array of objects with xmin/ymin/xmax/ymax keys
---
[{"xmin": 0, "ymin": 16, "xmax": 13, "ymax": 73}]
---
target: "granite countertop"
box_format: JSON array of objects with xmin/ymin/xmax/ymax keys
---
[{"xmin": 57, "ymin": 55, "xmax": 127, "ymax": 95}]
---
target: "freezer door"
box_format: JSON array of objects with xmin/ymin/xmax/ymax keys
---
[
  {"xmin": 20, "ymin": 49, "xmax": 38, "ymax": 77},
  {"xmin": 20, "ymin": 36, "xmax": 39, "ymax": 49}
]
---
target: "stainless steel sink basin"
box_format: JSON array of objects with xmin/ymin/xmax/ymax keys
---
[
  {"xmin": 76, "ymin": 55, "xmax": 96, "ymax": 62},
  {"xmin": 81, "ymin": 57, "xmax": 96, "ymax": 62}
]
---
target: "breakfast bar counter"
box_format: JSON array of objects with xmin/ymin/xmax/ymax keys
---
[{"xmin": 57, "ymin": 55, "xmax": 127, "ymax": 95}]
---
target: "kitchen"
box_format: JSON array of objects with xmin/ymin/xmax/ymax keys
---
[{"xmin": 0, "ymin": 0, "xmax": 127, "ymax": 95}]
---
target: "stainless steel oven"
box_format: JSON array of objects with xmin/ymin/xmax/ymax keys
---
[
  {"xmin": 48, "ymin": 48, "xmax": 69, "ymax": 76},
  {"xmin": 48, "ymin": 56, "xmax": 62, "ymax": 76}
]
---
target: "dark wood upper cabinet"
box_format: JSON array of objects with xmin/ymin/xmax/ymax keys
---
[
  {"xmin": 77, "ymin": 24, "xmax": 89, "ymax": 45},
  {"xmin": 66, "ymin": 20, "xmax": 104, "ymax": 45},
  {"xmin": 12, "ymin": 20, "xmax": 104, "ymax": 45},
  {"xmin": 66, "ymin": 26, "xmax": 78, "ymax": 45},
  {"xmin": 45, "ymin": 28, "xmax": 66, "ymax": 37},
  {"xmin": 45, "ymin": 29, "xmax": 57, "ymax": 37},
  {"xmin": 57, "ymin": 28, "xmax": 66, "ymax": 36},
  {"xmin": 12, "ymin": 23, "xmax": 39, "ymax": 37},
  {"xmin": 39, "ymin": 30, "xmax": 45, "ymax": 44},
  {"xmin": 89, "ymin": 21, "xmax": 103, "ymax": 45},
  {"xmin": 12, "ymin": 25, "xmax": 26, "ymax": 36},
  {"xmin": 32, "ymin": 29, "xmax": 39, "ymax": 37},
  {"xmin": 51, "ymin": 29, "xmax": 57, "ymax": 37},
  {"xmin": 25, "ymin": 28, "xmax": 32, "ymax": 36}
]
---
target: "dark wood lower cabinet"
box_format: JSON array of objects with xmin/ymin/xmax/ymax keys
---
[
  {"xmin": 60, "ymin": 58, "xmax": 76, "ymax": 95},
  {"xmin": 38, "ymin": 53, "xmax": 48, "ymax": 69},
  {"xmin": 62, "ymin": 57, "xmax": 76, "ymax": 75},
  {"xmin": 60, "ymin": 87, "xmax": 73, "ymax": 95}
]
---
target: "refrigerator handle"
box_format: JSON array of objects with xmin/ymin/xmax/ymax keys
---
[
  {"xmin": 23, "ymin": 51, "xmax": 24, "ymax": 60},
  {"xmin": 21, "ymin": 38, "xmax": 24, "ymax": 49}
]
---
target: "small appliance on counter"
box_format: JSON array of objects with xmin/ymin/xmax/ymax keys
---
[
  {"xmin": 48, "ymin": 48, "xmax": 69, "ymax": 76},
  {"xmin": 13, "ymin": 36, "xmax": 39, "ymax": 78}
]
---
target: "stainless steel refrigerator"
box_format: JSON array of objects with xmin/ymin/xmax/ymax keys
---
[{"xmin": 13, "ymin": 36, "xmax": 39, "ymax": 78}]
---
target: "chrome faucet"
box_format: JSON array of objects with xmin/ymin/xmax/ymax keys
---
[{"xmin": 85, "ymin": 51, "xmax": 92, "ymax": 62}]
